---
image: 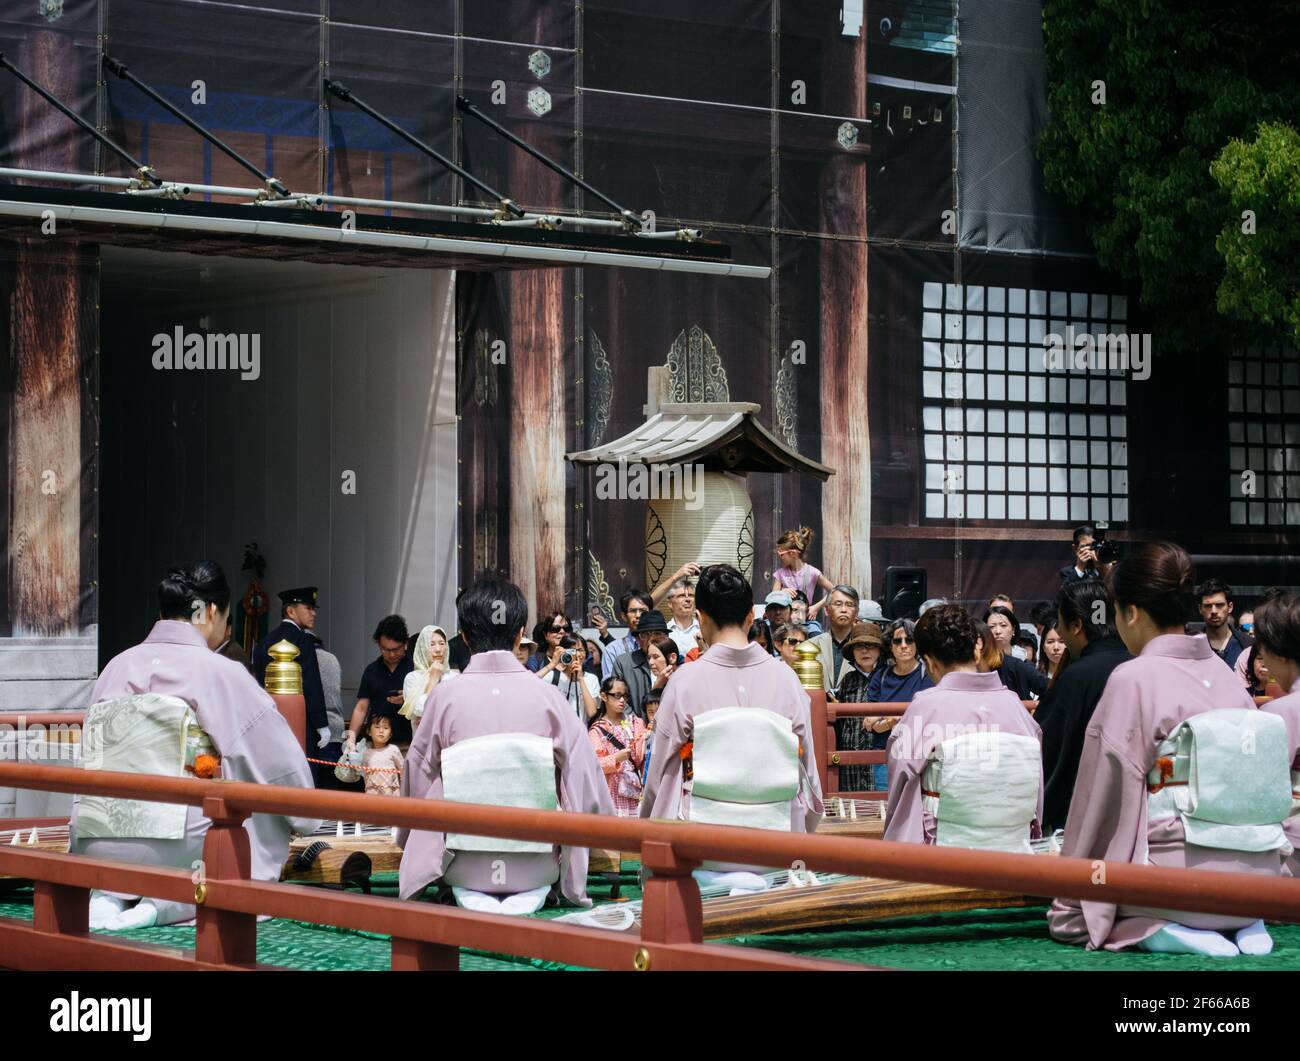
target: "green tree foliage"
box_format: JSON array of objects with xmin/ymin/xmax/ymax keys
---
[
  {"xmin": 1038, "ymin": 0, "xmax": 1300, "ymax": 351},
  {"xmin": 1212, "ymin": 122, "xmax": 1300, "ymax": 347}
]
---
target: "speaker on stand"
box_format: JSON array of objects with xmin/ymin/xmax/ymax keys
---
[{"xmin": 883, "ymin": 566, "xmax": 927, "ymax": 621}]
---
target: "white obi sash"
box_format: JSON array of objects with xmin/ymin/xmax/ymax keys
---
[
  {"xmin": 441, "ymin": 732, "xmax": 557, "ymax": 854},
  {"xmin": 921, "ymin": 731, "xmax": 1040, "ymax": 852},
  {"xmin": 687, "ymin": 707, "xmax": 801, "ymax": 833},
  {"xmin": 1147, "ymin": 708, "xmax": 1292, "ymax": 855},
  {"xmin": 77, "ymin": 693, "xmax": 211, "ymax": 841}
]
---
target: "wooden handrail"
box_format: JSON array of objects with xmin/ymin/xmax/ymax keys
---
[{"xmin": 2, "ymin": 761, "xmax": 1299, "ymax": 928}]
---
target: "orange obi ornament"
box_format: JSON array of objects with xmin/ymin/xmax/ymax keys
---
[
  {"xmin": 1146, "ymin": 755, "xmax": 1183, "ymax": 794},
  {"xmin": 191, "ymin": 753, "xmax": 221, "ymax": 779}
]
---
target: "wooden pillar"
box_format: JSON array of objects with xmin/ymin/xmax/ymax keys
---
[
  {"xmin": 391, "ymin": 937, "xmax": 459, "ymax": 971},
  {"xmin": 194, "ymin": 797, "xmax": 258, "ymax": 966},
  {"xmin": 33, "ymin": 880, "xmax": 89, "ymax": 936},
  {"xmin": 506, "ymin": 34, "xmax": 570, "ymax": 614},
  {"xmin": 818, "ymin": 32, "xmax": 871, "ymax": 593},
  {"xmin": 508, "ymin": 267, "xmax": 568, "ymax": 614},
  {"xmin": 638, "ymin": 840, "xmax": 703, "ymax": 949},
  {"xmin": 10, "ymin": 29, "xmax": 90, "ymax": 636}
]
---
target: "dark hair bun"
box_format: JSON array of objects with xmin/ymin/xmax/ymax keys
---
[
  {"xmin": 1110, "ymin": 541, "xmax": 1194, "ymax": 628},
  {"xmin": 914, "ymin": 604, "xmax": 978, "ymax": 666},
  {"xmin": 158, "ymin": 560, "xmax": 231, "ymax": 621},
  {"xmin": 1255, "ymin": 592, "xmax": 1300, "ymax": 664}
]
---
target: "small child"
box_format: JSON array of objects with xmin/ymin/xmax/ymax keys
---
[
  {"xmin": 359, "ymin": 709, "xmax": 404, "ymax": 796},
  {"xmin": 641, "ymin": 688, "xmax": 663, "ymax": 789},
  {"xmin": 773, "ymin": 527, "xmax": 836, "ymax": 619}
]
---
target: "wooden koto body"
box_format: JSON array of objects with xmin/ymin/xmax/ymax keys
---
[{"xmin": 700, "ymin": 873, "xmax": 1039, "ymax": 939}]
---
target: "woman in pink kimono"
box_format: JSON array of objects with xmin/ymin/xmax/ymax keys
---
[
  {"xmin": 1256, "ymin": 591, "xmax": 1300, "ymax": 874},
  {"xmin": 72, "ymin": 561, "xmax": 319, "ymax": 929},
  {"xmin": 398, "ymin": 579, "xmax": 613, "ymax": 911},
  {"xmin": 640, "ymin": 563, "xmax": 823, "ymax": 834},
  {"xmin": 883, "ymin": 605, "xmax": 1042, "ymax": 844},
  {"xmin": 1048, "ymin": 542, "xmax": 1282, "ymax": 956}
]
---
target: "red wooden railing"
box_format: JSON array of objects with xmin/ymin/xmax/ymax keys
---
[{"xmin": 3, "ymin": 760, "xmax": 1300, "ymax": 972}]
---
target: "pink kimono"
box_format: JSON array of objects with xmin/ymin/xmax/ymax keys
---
[
  {"xmin": 1261, "ymin": 689, "xmax": 1300, "ymax": 876},
  {"xmin": 397, "ymin": 650, "xmax": 613, "ymax": 906},
  {"xmin": 1048, "ymin": 633, "xmax": 1273, "ymax": 950},
  {"xmin": 70, "ymin": 620, "xmax": 320, "ymax": 923},
  {"xmin": 640, "ymin": 642, "xmax": 823, "ymax": 832},
  {"xmin": 883, "ymin": 671, "xmax": 1043, "ymax": 844}
]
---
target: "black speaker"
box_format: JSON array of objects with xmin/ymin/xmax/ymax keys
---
[{"xmin": 883, "ymin": 566, "xmax": 927, "ymax": 620}]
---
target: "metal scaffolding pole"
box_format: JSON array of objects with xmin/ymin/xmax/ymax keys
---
[
  {"xmin": 103, "ymin": 54, "xmax": 289, "ymax": 198},
  {"xmin": 0, "ymin": 52, "xmax": 161, "ymax": 186},
  {"xmin": 456, "ymin": 93, "xmax": 640, "ymax": 230},
  {"xmin": 324, "ymin": 78, "xmax": 525, "ymax": 219}
]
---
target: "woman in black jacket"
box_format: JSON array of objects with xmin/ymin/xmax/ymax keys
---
[{"xmin": 974, "ymin": 615, "xmax": 1048, "ymax": 700}]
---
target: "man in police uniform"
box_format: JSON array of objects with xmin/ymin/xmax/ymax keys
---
[{"xmin": 254, "ymin": 586, "xmax": 332, "ymax": 787}]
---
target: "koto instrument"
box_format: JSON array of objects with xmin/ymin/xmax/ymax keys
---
[
  {"xmin": 282, "ymin": 821, "xmax": 404, "ymax": 891},
  {"xmin": 0, "ymin": 823, "xmax": 72, "ymax": 882},
  {"xmin": 816, "ymin": 797, "xmax": 887, "ymax": 839},
  {"xmin": 559, "ymin": 836, "xmax": 1063, "ymax": 939}
]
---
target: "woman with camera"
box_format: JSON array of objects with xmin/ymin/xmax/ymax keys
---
[
  {"xmin": 526, "ymin": 611, "xmax": 572, "ymax": 673},
  {"xmin": 536, "ymin": 633, "xmax": 599, "ymax": 722}
]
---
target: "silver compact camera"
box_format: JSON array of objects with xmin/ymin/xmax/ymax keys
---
[{"xmin": 560, "ymin": 649, "xmax": 577, "ymax": 666}]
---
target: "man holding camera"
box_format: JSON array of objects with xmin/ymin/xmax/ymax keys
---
[{"xmin": 1059, "ymin": 524, "xmax": 1116, "ymax": 585}]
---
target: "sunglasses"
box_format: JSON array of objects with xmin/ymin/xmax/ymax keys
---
[
  {"xmin": 606, "ymin": 691, "xmax": 628, "ymax": 701},
  {"xmin": 783, "ymin": 637, "xmax": 805, "ymax": 646},
  {"xmin": 892, "ymin": 636, "xmax": 914, "ymax": 645},
  {"xmin": 550, "ymin": 625, "xmax": 570, "ymax": 633}
]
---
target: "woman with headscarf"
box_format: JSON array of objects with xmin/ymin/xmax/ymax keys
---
[{"xmin": 400, "ymin": 624, "xmax": 459, "ymax": 731}]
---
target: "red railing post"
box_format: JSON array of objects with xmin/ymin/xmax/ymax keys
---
[
  {"xmin": 32, "ymin": 880, "xmax": 89, "ymax": 936},
  {"xmin": 808, "ymin": 689, "xmax": 831, "ymax": 799},
  {"xmin": 391, "ymin": 937, "xmax": 459, "ymax": 971},
  {"xmin": 194, "ymin": 795, "xmax": 257, "ymax": 966},
  {"xmin": 638, "ymin": 840, "xmax": 703, "ymax": 959}
]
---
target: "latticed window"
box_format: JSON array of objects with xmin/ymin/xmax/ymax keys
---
[
  {"xmin": 1228, "ymin": 345, "xmax": 1300, "ymax": 527},
  {"xmin": 919, "ymin": 282, "xmax": 1131, "ymax": 523}
]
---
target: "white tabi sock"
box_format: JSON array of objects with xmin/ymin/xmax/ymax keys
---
[
  {"xmin": 1139, "ymin": 923, "xmax": 1239, "ymax": 957},
  {"xmin": 498, "ymin": 886, "xmax": 553, "ymax": 916},
  {"xmin": 450, "ymin": 887, "xmax": 504, "ymax": 913},
  {"xmin": 108, "ymin": 899, "xmax": 160, "ymax": 931},
  {"xmin": 88, "ymin": 892, "xmax": 128, "ymax": 930},
  {"xmin": 1235, "ymin": 920, "xmax": 1273, "ymax": 956}
]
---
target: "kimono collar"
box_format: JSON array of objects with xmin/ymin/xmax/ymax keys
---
[
  {"xmin": 1140, "ymin": 632, "xmax": 1214, "ymax": 661},
  {"xmin": 701, "ymin": 642, "xmax": 774, "ymax": 668},
  {"xmin": 462, "ymin": 649, "xmax": 527, "ymax": 675},
  {"xmin": 144, "ymin": 619, "xmax": 209, "ymax": 649},
  {"xmin": 934, "ymin": 670, "xmax": 1004, "ymax": 693}
]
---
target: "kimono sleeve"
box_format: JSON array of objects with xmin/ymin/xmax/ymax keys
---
[
  {"xmin": 1049, "ymin": 687, "xmax": 1147, "ymax": 948},
  {"xmin": 395, "ymin": 702, "xmax": 444, "ymax": 849},
  {"xmin": 221, "ymin": 699, "xmax": 323, "ymax": 840},
  {"xmin": 882, "ymin": 706, "xmax": 928, "ymax": 843},
  {"xmin": 639, "ymin": 671, "xmax": 690, "ymax": 818}
]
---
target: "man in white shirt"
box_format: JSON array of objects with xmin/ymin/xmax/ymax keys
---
[{"xmin": 661, "ymin": 576, "xmax": 701, "ymax": 656}]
